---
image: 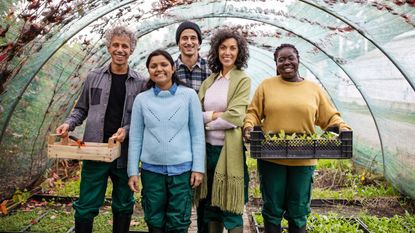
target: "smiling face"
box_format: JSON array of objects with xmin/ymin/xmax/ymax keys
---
[
  {"xmin": 108, "ymin": 35, "xmax": 132, "ymax": 70},
  {"xmin": 148, "ymin": 55, "xmax": 175, "ymax": 90},
  {"xmin": 178, "ymin": 29, "xmax": 200, "ymax": 58},
  {"xmin": 218, "ymin": 38, "xmax": 238, "ymax": 74},
  {"xmin": 276, "ymin": 47, "xmax": 299, "ymax": 80}
]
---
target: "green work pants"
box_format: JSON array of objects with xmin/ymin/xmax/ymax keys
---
[
  {"xmin": 73, "ymin": 160, "xmax": 135, "ymax": 222},
  {"xmin": 203, "ymin": 144, "xmax": 247, "ymax": 230},
  {"xmin": 258, "ymin": 160, "xmax": 315, "ymax": 228},
  {"xmin": 140, "ymin": 169, "xmax": 192, "ymax": 232}
]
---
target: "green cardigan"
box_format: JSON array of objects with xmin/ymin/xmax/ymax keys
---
[{"xmin": 197, "ymin": 68, "xmax": 251, "ymax": 214}]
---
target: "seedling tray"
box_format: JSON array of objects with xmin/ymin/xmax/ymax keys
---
[
  {"xmin": 250, "ymin": 127, "xmax": 352, "ymax": 159},
  {"xmin": 47, "ymin": 135, "xmax": 120, "ymax": 162}
]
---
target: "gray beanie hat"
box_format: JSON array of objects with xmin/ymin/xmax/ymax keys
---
[{"xmin": 176, "ymin": 21, "xmax": 202, "ymax": 45}]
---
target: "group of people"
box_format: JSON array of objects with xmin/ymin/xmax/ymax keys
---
[{"xmin": 56, "ymin": 21, "xmax": 350, "ymax": 233}]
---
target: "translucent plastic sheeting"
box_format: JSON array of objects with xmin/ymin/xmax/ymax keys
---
[{"xmin": 0, "ymin": 0, "xmax": 414, "ymax": 200}]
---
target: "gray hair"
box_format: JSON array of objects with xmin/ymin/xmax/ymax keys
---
[{"xmin": 104, "ymin": 26, "xmax": 137, "ymax": 52}]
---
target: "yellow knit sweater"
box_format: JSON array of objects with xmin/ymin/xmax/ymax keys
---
[{"xmin": 244, "ymin": 76, "xmax": 351, "ymax": 166}]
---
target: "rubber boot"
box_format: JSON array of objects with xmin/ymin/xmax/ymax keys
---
[
  {"xmin": 167, "ymin": 228, "xmax": 189, "ymax": 233},
  {"xmin": 208, "ymin": 221, "xmax": 224, "ymax": 233},
  {"xmin": 264, "ymin": 220, "xmax": 281, "ymax": 233},
  {"xmin": 75, "ymin": 219, "xmax": 93, "ymax": 233},
  {"xmin": 113, "ymin": 214, "xmax": 131, "ymax": 233},
  {"xmin": 228, "ymin": 226, "xmax": 243, "ymax": 233},
  {"xmin": 288, "ymin": 222, "xmax": 307, "ymax": 233},
  {"xmin": 149, "ymin": 226, "xmax": 166, "ymax": 233}
]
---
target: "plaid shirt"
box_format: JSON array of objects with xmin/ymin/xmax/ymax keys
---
[{"xmin": 175, "ymin": 55, "xmax": 211, "ymax": 92}]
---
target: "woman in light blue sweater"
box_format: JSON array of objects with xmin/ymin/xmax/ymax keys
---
[{"xmin": 127, "ymin": 49, "xmax": 205, "ymax": 233}]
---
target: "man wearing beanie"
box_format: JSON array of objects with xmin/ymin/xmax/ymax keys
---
[
  {"xmin": 175, "ymin": 21, "xmax": 210, "ymax": 93},
  {"xmin": 175, "ymin": 21, "xmax": 211, "ymax": 233}
]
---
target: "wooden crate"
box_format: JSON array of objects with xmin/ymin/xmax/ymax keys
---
[{"xmin": 47, "ymin": 135, "xmax": 121, "ymax": 162}]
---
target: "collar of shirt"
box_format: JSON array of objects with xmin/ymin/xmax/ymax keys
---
[
  {"xmin": 153, "ymin": 82, "xmax": 178, "ymax": 96},
  {"xmin": 218, "ymin": 70, "xmax": 231, "ymax": 80},
  {"xmin": 103, "ymin": 63, "xmax": 138, "ymax": 80},
  {"xmin": 176, "ymin": 55, "xmax": 202, "ymax": 70}
]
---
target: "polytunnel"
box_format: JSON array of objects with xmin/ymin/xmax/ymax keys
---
[{"xmin": 0, "ymin": 0, "xmax": 414, "ymax": 202}]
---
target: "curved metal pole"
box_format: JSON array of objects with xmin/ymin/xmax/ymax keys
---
[
  {"xmin": 0, "ymin": 0, "xmax": 136, "ymax": 143},
  {"xmin": 126, "ymin": 14, "xmax": 387, "ymax": 171},
  {"xmin": 300, "ymin": 0, "xmax": 414, "ymax": 92},
  {"xmin": 0, "ymin": 2, "xmax": 386, "ymax": 175}
]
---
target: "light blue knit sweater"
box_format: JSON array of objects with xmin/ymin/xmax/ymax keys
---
[{"xmin": 127, "ymin": 85, "xmax": 205, "ymax": 177}]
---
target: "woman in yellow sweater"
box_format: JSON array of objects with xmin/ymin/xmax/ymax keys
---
[{"xmin": 243, "ymin": 44, "xmax": 351, "ymax": 233}]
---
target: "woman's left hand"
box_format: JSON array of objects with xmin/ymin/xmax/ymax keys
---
[{"xmin": 190, "ymin": 172, "xmax": 204, "ymax": 188}]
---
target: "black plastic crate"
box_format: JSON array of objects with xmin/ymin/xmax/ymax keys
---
[{"xmin": 250, "ymin": 126, "xmax": 352, "ymax": 159}]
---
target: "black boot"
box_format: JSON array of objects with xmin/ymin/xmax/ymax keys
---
[
  {"xmin": 75, "ymin": 219, "xmax": 93, "ymax": 233},
  {"xmin": 264, "ymin": 220, "xmax": 281, "ymax": 233},
  {"xmin": 288, "ymin": 222, "xmax": 306, "ymax": 233},
  {"xmin": 208, "ymin": 221, "xmax": 224, "ymax": 233},
  {"xmin": 113, "ymin": 214, "xmax": 132, "ymax": 233},
  {"xmin": 149, "ymin": 226, "xmax": 166, "ymax": 233}
]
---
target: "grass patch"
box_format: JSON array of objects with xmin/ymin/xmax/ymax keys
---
[
  {"xmin": 31, "ymin": 209, "xmax": 73, "ymax": 233},
  {"xmin": 0, "ymin": 209, "xmax": 40, "ymax": 231}
]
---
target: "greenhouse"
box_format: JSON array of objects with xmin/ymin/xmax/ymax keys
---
[{"xmin": 0, "ymin": 0, "xmax": 414, "ymax": 232}]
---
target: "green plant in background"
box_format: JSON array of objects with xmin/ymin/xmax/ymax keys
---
[
  {"xmin": 246, "ymin": 157, "xmax": 257, "ymax": 173},
  {"xmin": 0, "ymin": 209, "xmax": 40, "ymax": 231},
  {"xmin": 308, "ymin": 213, "xmax": 364, "ymax": 233},
  {"xmin": 251, "ymin": 185, "xmax": 262, "ymax": 199},
  {"xmin": 358, "ymin": 212, "xmax": 415, "ymax": 233},
  {"xmin": 12, "ymin": 189, "xmax": 31, "ymax": 204},
  {"xmin": 30, "ymin": 209, "xmax": 73, "ymax": 233},
  {"xmin": 317, "ymin": 159, "xmax": 352, "ymax": 170}
]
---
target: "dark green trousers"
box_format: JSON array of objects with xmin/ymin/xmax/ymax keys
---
[
  {"xmin": 141, "ymin": 169, "xmax": 192, "ymax": 232},
  {"xmin": 258, "ymin": 160, "xmax": 315, "ymax": 228},
  {"xmin": 203, "ymin": 144, "xmax": 248, "ymax": 230},
  {"xmin": 73, "ymin": 160, "xmax": 135, "ymax": 222}
]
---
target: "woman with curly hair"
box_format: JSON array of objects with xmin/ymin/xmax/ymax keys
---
[{"xmin": 196, "ymin": 28, "xmax": 251, "ymax": 233}]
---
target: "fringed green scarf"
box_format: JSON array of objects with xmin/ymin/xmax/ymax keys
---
[{"xmin": 196, "ymin": 68, "xmax": 251, "ymax": 214}]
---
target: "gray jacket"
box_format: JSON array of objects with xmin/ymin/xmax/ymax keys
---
[{"xmin": 65, "ymin": 64, "xmax": 148, "ymax": 168}]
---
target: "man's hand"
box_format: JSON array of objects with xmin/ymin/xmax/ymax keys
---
[
  {"xmin": 112, "ymin": 128, "xmax": 126, "ymax": 142},
  {"xmin": 243, "ymin": 126, "xmax": 253, "ymax": 142},
  {"xmin": 190, "ymin": 172, "xmax": 203, "ymax": 188},
  {"xmin": 56, "ymin": 123, "xmax": 70, "ymax": 138},
  {"xmin": 128, "ymin": 176, "xmax": 140, "ymax": 193}
]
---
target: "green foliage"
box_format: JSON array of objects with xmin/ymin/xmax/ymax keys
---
[
  {"xmin": 250, "ymin": 185, "xmax": 261, "ymax": 199},
  {"xmin": 30, "ymin": 209, "xmax": 73, "ymax": 233},
  {"xmin": 12, "ymin": 189, "xmax": 31, "ymax": 204},
  {"xmin": 308, "ymin": 213, "xmax": 364, "ymax": 233},
  {"xmin": 263, "ymin": 130, "xmax": 341, "ymax": 147},
  {"xmin": 253, "ymin": 212, "xmax": 369, "ymax": 232},
  {"xmin": 317, "ymin": 159, "xmax": 353, "ymax": 170},
  {"xmin": 359, "ymin": 212, "xmax": 415, "ymax": 233},
  {"xmin": 246, "ymin": 157, "xmax": 257, "ymax": 173},
  {"xmin": 253, "ymin": 212, "xmax": 263, "ymax": 225},
  {"xmin": 313, "ymin": 176, "xmax": 399, "ymax": 200},
  {"xmin": 0, "ymin": 209, "xmax": 39, "ymax": 231},
  {"xmin": 312, "ymin": 187, "xmax": 357, "ymax": 200}
]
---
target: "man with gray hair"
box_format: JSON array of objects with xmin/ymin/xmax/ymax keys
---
[{"xmin": 55, "ymin": 26, "xmax": 147, "ymax": 233}]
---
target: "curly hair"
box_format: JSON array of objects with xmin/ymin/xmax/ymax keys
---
[
  {"xmin": 145, "ymin": 49, "xmax": 187, "ymax": 89},
  {"xmin": 207, "ymin": 29, "xmax": 249, "ymax": 73},
  {"xmin": 104, "ymin": 25, "xmax": 137, "ymax": 52},
  {"xmin": 273, "ymin": 43, "xmax": 300, "ymax": 62}
]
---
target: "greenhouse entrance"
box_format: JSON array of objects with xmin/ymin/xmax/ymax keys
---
[{"xmin": 1, "ymin": 0, "xmax": 414, "ymax": 232}]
